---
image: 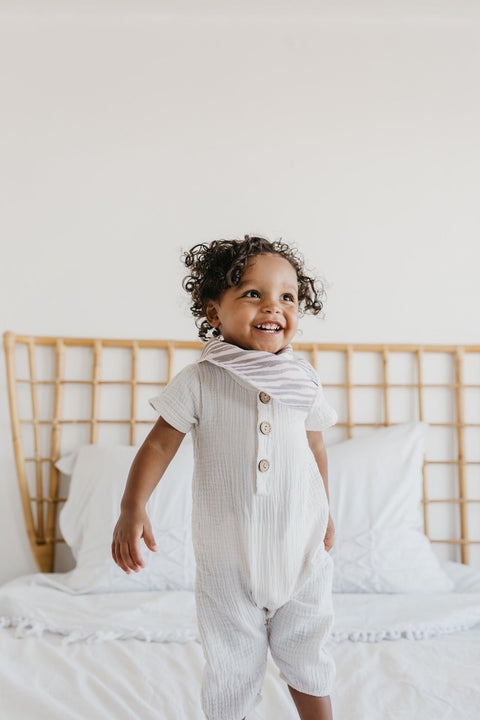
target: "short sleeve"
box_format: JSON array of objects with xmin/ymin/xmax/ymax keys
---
[
  {"xmin": 148, "ymin": 363, "xmax": 200, "ymax": 434},
  {"xmin": 304, "ymin": 377, "xmax": 338, "ymax": 431}
]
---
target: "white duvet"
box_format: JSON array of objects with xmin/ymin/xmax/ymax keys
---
[
  {"xmin": 1, "ymin": 564, "xmax": 480, "ymax": 645},
  {"xmin": 1, "ymin": 560, "xmax": 480, "ymax": 719}
]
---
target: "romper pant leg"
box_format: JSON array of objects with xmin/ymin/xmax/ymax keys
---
[
  {"xmin": 267, "ymin": 552, "xmax": 336, "ymax": 697},
  {"xmin": 195, "ymin": 567, "xmax": 269, "ymax": 720}
]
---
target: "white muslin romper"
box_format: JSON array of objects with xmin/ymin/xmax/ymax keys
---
[{"xmin": 149, "ymin": 356, "xmax": 338, "ymax": 720}]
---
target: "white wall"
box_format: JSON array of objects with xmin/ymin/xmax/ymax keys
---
[{"xmin": 1, "ymin": 1, "xmax": 479, "ymax": 583}]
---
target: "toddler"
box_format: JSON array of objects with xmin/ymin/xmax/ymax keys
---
[{"xmin": 112, "ymin": 235, "xmax": 338, "ymax": 720}]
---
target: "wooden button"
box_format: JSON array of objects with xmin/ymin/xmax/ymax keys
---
[
  {"xmin": 259, "ymin": 391, "xmax": 271, "ymax": 403},
  {"xmin": 260, "ymin": 421, "xmax": 271, "ymax": 435},
  {"xmin": 258, "ymin": 459, "xmax": 270, "ymax": 472}
]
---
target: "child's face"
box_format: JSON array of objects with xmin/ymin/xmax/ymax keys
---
[{"xmin": 205, "ymin": 253, "xmax": 299, "ymax": 354}]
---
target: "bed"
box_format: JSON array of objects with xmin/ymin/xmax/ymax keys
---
[{"xmin": 2, "ymin": 331, "xmax": 480, "ymax": 720}]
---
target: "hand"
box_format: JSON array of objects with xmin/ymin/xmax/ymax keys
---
[
  {"xmin": 111, "ymin": 507, "xmax": 157, "ymax": 574},
  {"xmin": 324, "ymin": 513, "xmax": 335, "ymax": 552}
]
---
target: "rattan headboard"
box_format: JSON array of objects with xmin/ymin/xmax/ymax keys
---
[{"xmin": 4, "ymin": 330, "xmax": 480, "ymax": 573}]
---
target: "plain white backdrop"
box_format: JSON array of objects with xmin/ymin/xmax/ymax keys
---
[{"xmin": 1, "ymin": 0, "xmax": 479, "ymax": 583}]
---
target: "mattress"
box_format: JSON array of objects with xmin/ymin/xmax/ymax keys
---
[{"xmin": 1, "ymin": 560, "xmax": 479, "ymax": 720}]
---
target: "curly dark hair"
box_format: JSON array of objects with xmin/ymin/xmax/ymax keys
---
[{"xmin": 181, "ymin": 234, "xmax": 327, "ymax": 340}]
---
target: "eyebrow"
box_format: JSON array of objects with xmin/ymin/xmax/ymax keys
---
[{"xmin": 237, "ymin": 280, "xmax": 298, "ymax": 293}]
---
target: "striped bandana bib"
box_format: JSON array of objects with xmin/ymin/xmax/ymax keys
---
[{"xmin": 197, "ymin": 337, "xmax": 319, "ymax": 412}]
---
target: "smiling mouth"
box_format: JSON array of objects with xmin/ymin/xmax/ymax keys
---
[{"xmin": 254, "ymin": 324, "xmax": 283, "ymax": 334}]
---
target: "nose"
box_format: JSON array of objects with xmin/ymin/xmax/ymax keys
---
[
  {"xmin": 261, "ymin": 295, "xmax": 281, "ymax": 314},
  {"xmin": 262, "ymin": 304, "xmax": 280, "ymax": 315}
]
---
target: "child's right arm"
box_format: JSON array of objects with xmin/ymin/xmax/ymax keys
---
[{"xmin": 111, "ymin": 417, "xmax": 186, "ymax": 575}]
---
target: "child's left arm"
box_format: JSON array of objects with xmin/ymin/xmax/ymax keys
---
[{"xmin": 307, "ymin": 430, "xmax": 335, "ymax": 552}]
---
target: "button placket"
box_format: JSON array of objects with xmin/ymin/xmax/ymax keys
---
[{"xmin": 256, "ymin": 391, "xmax": 273, "ymax": 495}]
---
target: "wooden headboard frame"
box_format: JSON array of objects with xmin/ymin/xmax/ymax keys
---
[{"xmin": 4, "ymin": 330, "xmax": 479, "ymax": 572}]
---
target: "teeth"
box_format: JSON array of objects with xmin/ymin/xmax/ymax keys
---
[{"xmin": 256, "ymin": 324, "xmax": 281, "ymax": 330}]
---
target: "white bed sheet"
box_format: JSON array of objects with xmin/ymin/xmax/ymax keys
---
[
  {"xmin": 1, "ymin": 560, "xmax": 479, "ymax": 720},
  {"xmin": 1, "ymin": 624, "xmax": 479, "ymax": 720}
]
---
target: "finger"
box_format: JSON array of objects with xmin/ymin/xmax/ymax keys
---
[
  {"xmin": 112, "ymin": 541, "xmax": 125, "ymax": 569},
  {"xmin": 142, "ymin": 527, "xmax": 157, "ymax": 552},
  {"xmin": 112, "ymin": 540, "xmax": 124, "ymax": 568},
  {"xmin": 125, "ymin": 540, "xmax": 142, "ymax": 572},
  {"xmin": 129, "ymin": 538, "xmax": 145, "ymax": 569},
  {"xmin": 116, "ymin": 542, "xmax": 131, "ymax": 574},
  {"xmin": 119, "ymin": 541, "xmax": 135, "ymax": 573}
]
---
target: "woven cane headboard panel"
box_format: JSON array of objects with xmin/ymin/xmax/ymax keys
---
[{"xmin": 3, "ymin": 330, "xmax": 480, "ymax": 573}]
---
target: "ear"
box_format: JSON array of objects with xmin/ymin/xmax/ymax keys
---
[{"xmin": 204, "ymin": 300, "xmax": 220, "ymax": 328}]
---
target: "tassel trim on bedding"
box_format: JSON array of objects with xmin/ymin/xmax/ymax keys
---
[
  {"xmin": 2, "ymin": 614, "xmax": 480, "ymax": 646},
  {"xmin": 0, "ymin": 615, "xmax": 199, "ymax": 645}
]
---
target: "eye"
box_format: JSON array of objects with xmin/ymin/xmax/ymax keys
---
[
  {"xmin": 244, "ymin": 290, "xmax": 260, "ymax": 298},
  {"xmin": 282, "ymin": 293, "xmax": 295, "ymax": 301}
]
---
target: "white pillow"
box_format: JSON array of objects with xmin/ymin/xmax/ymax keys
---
[
  {"xmin": 56, "ymin": 438, "xmax": 195, "ymax": 593},
  {"xmin": 327, "ymin": 421, "xmax": 454, "ymax": 593},
  {"xmin": 55, "ymin": 421, "xmax": 453, "ymax": 595}
]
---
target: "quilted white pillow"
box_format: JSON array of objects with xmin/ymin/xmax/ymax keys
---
[
  {"xmin": 327, "ymin": 421, "xmax": 454, "ymax": 593},
  {"xmin": 55, "ymin": 422, "xmax": 453, "ymax": 595},
  {"xmin": 56, "ymin": 438, "xmax": 195, "ymax": 593}
]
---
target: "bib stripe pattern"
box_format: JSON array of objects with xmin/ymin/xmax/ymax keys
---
[{"xmin": 197, "ymin": 338, "xmax": 318, "ymax": 412}]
